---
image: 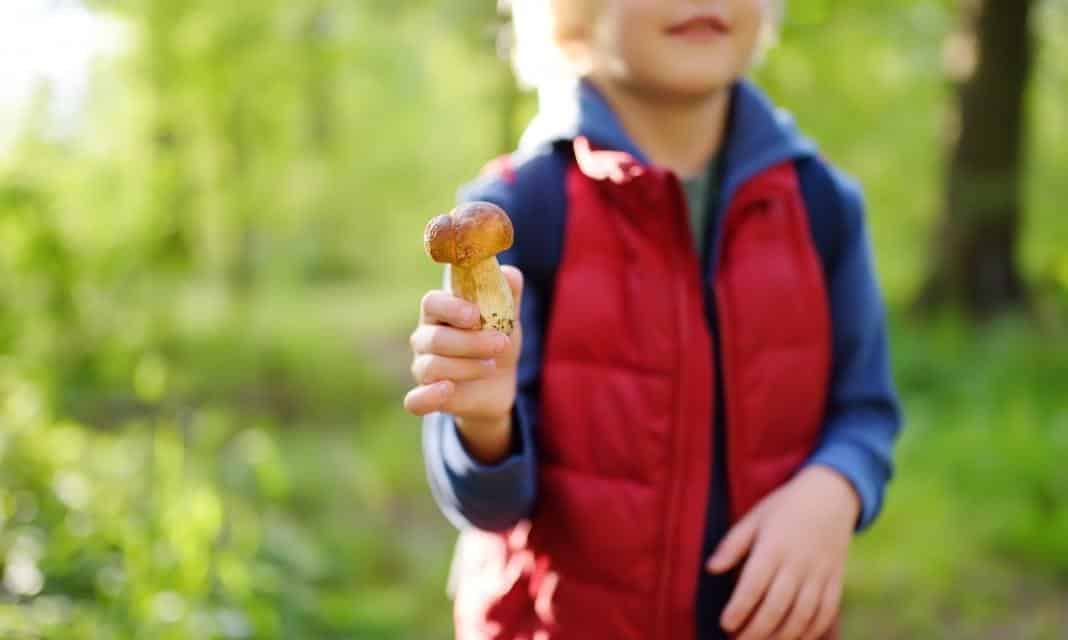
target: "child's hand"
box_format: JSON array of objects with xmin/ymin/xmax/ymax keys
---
[
  {"xmin": 403, "ymin": 266, "xmax": 523, "ymax": 464},
  {"xmin": 706, "ymin": 465, "xmax": 860, "ymax": 640}
]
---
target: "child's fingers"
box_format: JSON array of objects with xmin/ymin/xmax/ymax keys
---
[
  {"xmin": 403, "ymin": 381, "xmax": 455, "ymax": 417},
  {"xmin": 420, "ymin": 290, "xmax": 481, "ymax": 329},
  {"xmin": 439, "ymin": 381, "xmax": 509, "ymax": 419},
  {"xmin": 720, "ymin": 541, "xmax": 778, "ymax": 633},
  {"xmin": 410, "ymin": 324, "xmax": 510, "ymax": 359},
  {"xmin": 801, "ymin": 572, "xmax": 842, "ymax": 640},
  {"xmin": 707, "ymin": 511, "xmax": 759, "ymax": 574},
  {"xmin": 736, "ymin": 569, "xmax": 799, "ymax": 640},
  {"xmin": 411, "ymin": 354, "xmax": 496, "ymax": 385},
  {"xmin": 775, "ymin": 576, "xmax": 825, "ymax": 640}
]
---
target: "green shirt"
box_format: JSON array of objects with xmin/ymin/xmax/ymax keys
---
[{"xmin": 681, "ymin": 157, "xmax": 721, "ymax": 258}]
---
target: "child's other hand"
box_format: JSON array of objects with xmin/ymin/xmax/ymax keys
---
[
  {"xmin": 403, "ymin": 266, "xmax": 523, "ymax": 464},
  {"xmin": 706, "ymin": 465, "xmax": 860, "ymax": 640}
]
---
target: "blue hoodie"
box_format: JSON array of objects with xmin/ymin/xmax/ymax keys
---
[{"xmin": 422, "ymin": 79, "xmax": 902, "ymax": 636}]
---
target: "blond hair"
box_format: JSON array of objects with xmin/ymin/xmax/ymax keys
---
[
  {"xmin": 506, "ymin": 0, "xmax": 785, "ymax": 92},
  {"xmin": 507, "ymin": 0, "xmax": 595, "ymax": 90}
]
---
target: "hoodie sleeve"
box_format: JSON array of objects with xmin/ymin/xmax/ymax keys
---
[
  {"xmin": 422, "ymin": 156, "xmax": 561, "ymax": 532},
  {"xmin": 805, "ymin": 174, "xmax": 903, "ymax": 531}
]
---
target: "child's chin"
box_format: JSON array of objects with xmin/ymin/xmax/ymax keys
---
[{"xmin": 656, "ymin": 74, "xmax": 736, "ymax": 100}]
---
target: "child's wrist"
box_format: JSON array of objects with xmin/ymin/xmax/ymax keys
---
[
  {"xmin": 455, "ymin": 414, "xmax": 513, "ymax": 465},
  {"xmin": 801, "ymin": 465, "xmax": 862, "ymax": 524}
]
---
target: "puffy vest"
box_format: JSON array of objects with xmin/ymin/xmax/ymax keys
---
[{"xmin": 452, "ymin": 138, "xmax": 833, "ymax": 640}]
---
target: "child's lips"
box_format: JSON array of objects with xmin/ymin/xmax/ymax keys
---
[{"xmin": 665, "ymin": 15, "xmax": 731, "ymax": 40}]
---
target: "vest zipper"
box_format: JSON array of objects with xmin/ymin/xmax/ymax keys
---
[
  {"xmin": 709, "ymin": 178, "xmax": 742, "ymax": 524},
  {"xmin": 654, "ymin": 175, "xmax": 711, "ymax": 640}
]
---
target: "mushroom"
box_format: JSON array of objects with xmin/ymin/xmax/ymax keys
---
[{"xmin": 424, "ymin": 201, "xmax": 515, "ymax": 335}]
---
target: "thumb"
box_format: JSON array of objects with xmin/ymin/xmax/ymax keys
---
[
  {"xmin": 706, "ymin": 510, "xmax": 760, "ymax": 574},
  {"xmin": 500, "ymin": 265, "xmax": 524, "ymax": 317}
]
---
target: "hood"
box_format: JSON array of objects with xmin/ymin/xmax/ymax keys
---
[{"xmin": 518, "ymin": 78, "xmax": 819, "ymax": 200}]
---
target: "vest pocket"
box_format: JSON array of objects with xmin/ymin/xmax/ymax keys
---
[
  {"xmin": 738, "ymin": 347, "xmax": 828, "ymax": 458},
  {"xmin": 531, "ymin": 465, "xmax": 660, "ymax": 593},
  {"xmin": 717, "ymin": 187, "xmax": 832, "ymax": 511}
]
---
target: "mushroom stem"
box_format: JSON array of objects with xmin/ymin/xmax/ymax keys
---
[{"xmin": 447, "ymin": 257, "xmax": 515, "ymax": 335}]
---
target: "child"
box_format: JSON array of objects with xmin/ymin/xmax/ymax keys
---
[{"xmin": 404, "ymin": 1, "xmax": 901, "ymax": 638}]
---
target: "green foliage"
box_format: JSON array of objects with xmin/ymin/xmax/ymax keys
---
[
  {"xmin": 0, "ymin": 0, "xmax": 1066, "ymax": 638},
  {"xmin": 0, "ymin": 371, "xmax": 454, "ymax": 639},
  {"xmin": 844, "ymin": 316, "xmax": 1068, "ymax": 637}
]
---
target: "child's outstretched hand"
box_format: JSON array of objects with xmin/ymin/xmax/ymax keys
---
[
  {"xmin": 706, "ymin": 466, "xmax": 860, "ymax": 640},
  {"xmin": 403, "ymin": 266, "xmax": 523, "ymax": 464}
]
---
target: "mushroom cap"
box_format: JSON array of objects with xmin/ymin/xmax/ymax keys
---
[{"xmin": 424, "ymin": 201, "xmax": 514, "ymax": 267}]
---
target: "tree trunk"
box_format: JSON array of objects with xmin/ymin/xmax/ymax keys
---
[
  {"xmin": 145, "ymin": 0, "xmax": 193, "ymax": 270},
  {"xmin": 304, "ymin": 3, "xmax": 335, "ymax": 148},
  {"xmin": 916, "ymin": 0, "xmax": 1037, "ymax": 318}
]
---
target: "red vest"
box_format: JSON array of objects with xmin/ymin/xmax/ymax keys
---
[{"xmin": 452, "ymin": 139, "xmax": 832, "ymax": 639}]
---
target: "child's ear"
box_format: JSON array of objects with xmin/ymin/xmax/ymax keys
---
[
  {"xmin": 751, "ymin": 0, "xmax": 784, "ymax": 68},
  {"xmin": 556, "ymin": 37, "xmax": 593, "ymax": 76},
  {"xmin": 551, "ymin": 32, "xmax": 591, "ymax": 77}
]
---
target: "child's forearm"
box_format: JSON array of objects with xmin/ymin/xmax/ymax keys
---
[{"xmin": 455, "ymin": 414, "xmax": 514, "ymax": 464}]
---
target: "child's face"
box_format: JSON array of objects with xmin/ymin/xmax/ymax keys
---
[{"xmin": 582, "ymin": 0, "xmax": 769, "ymax": 99}]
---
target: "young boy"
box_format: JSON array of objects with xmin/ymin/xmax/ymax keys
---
[{"xmin": 404, "ymin": 1, "xmax": 902, "ymax": 638}]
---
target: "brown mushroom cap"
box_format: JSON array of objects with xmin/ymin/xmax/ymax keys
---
[{"xmin": 424, "ymin": 201, "xmax": 514, "ymax": 268}]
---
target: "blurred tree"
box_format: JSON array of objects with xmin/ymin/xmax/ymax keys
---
[
  {"xmin": 918, "ymin": 0, "xmax": 1038, "ymax": 317},
  {"xmin": 437, "ymin": 0, "xmax": 518, "ymax": 154}
]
